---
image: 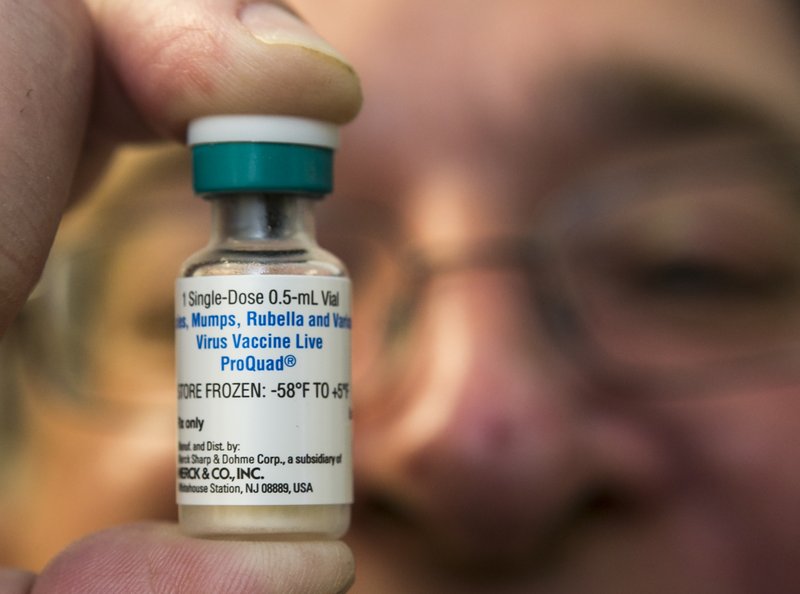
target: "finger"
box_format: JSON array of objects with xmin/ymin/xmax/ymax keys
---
[
  {"xmin": 85, "ymin": 0, "xmax": 363, "ymax": 140},
  {"xmin": 0, "ymin": 568, "xmax": 35, "ymax": 593},
  {"xmin": 33, "ymin": 522, "xmax": 355, "ymax": 594},
  {"xmin": 0, "ymin": 0, "xmax": 93, "ymax": 334}
]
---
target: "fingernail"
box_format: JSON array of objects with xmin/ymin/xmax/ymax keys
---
[{"xmin": 239, "ymin": 2, "xmax": 351, "ymax": 66}]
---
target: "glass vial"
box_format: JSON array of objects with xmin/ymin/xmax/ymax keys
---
[{"xmin": 176, "ymin": 115, "xmax": 352, "ymax": 539}]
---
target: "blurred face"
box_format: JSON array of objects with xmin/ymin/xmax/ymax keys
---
[
  {"xmin": 312, "ymin": 1, "xmax": 800, "ymax": 592},
  {"xmin": 8, "ymin": 0, "xmax": 800, "ymax": 592}
]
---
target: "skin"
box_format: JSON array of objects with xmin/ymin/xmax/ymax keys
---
[
  {"xmin": 1, "ymin": 0, "xmax": 800, "ymax": 593},
  {"xmin": 319, "ymin": 1, "xmax": 800, "ymax": 591},
  {"xmin": 0, "ymin": 0, "xmax": 359, "ymax": 592}
]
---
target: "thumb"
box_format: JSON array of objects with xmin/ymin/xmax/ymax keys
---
[
  {"xmin": 31, "ymin": 523, "xmax": 355, "ymax": 593},
  {"xmin": 86, "ymin": 0, "xmax": 363, "ymax": 139}
]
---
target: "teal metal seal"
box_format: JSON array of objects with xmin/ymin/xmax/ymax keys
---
[{"xmin": 192, "ymin": 142, "xmax": 334, "ymax": 195}]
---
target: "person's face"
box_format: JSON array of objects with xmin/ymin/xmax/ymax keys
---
[
  {"xmin": 13, "ymin": 0, "xmax": 800, "ymax": 591},
  {"xmin": 303, "ymin": 0, "xmax": 800, "ymax": 592}
]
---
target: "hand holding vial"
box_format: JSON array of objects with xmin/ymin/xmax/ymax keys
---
[{"xmin": 0, "ymin": 0, "xmax": 359, "ymax": 592}]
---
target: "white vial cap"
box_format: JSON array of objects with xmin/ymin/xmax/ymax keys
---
[{"xmin": 187, "ymin": 115, "xmax": 340, "ymax": 149}]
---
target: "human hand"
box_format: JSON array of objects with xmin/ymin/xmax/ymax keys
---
[
  {"xmin": 0, "ymin": 523, "xmax": 354, "ymax": 593},
  {"xmin": 0, "ymin": 0, "xmax": 360, "ymax": 589},
  {"xmin": 0, "ymin": 0, "xmax": 361, "ymax": 334}
]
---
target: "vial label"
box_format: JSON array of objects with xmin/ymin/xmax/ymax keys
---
[{"xmin": 175, "ymin": 275, "xmax": 352, "ymax": 505}]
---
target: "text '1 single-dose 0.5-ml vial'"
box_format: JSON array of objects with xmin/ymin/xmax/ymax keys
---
[{"xmin": 175, "ymin": 115, "xmax": 352, "ymax": 539}]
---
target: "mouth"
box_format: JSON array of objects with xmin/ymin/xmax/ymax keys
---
[{"xmin": 348, "ymin": 483, "xmax": 642, "ymax": 586}]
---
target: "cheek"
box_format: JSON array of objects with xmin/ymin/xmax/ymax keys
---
[
  {"xmin": 24, "ymin": 379, "xmax": 178, "ymax": 532},
  {"xmin": 80, "ymin": 328, "xmax": 177, "ymax": 518},
  {"xmin": 93, "ymin": 403, "xmax": 177, "ymax": 519},
  {"xmin": 85, "ymin": 347, "xmax": 177, "ymax": 512},
  {"xmin": 659, "ymin": 386, "xmax": 800, "ymax": 548}
]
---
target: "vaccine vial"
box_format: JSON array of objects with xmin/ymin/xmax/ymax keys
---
[{"xmin": 175, "ymin": 115, "xmax": 352, "ymax": 539}]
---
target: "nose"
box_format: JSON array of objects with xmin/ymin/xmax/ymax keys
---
[{"xmin": 353, "ymin": 268, "xmax": 667, "ymax": 565}]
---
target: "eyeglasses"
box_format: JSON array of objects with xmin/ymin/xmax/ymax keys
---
[
  {"xmin": 14, "ymin": 137, "xmax": 800, "ymax": 409},
  {"xmin": 322, "ymin": 138, "xmax": 800, "ymax": 398}
]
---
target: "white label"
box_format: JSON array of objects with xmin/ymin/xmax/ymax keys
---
[{"xmin": 175, "ymin": 275, "xmax": 352, "ymax": 506}]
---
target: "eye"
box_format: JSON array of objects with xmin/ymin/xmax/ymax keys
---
[
  {"xmin": 624, "ymin": 256, "xmax": 796, "ymax": 303},
  {"xmin": 537, "ymin": 139, "xmax": 800, "ymax": 372},
  {"xmin": 135, "ymin": 305, "xmax": 176, "ymax": 343}
]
